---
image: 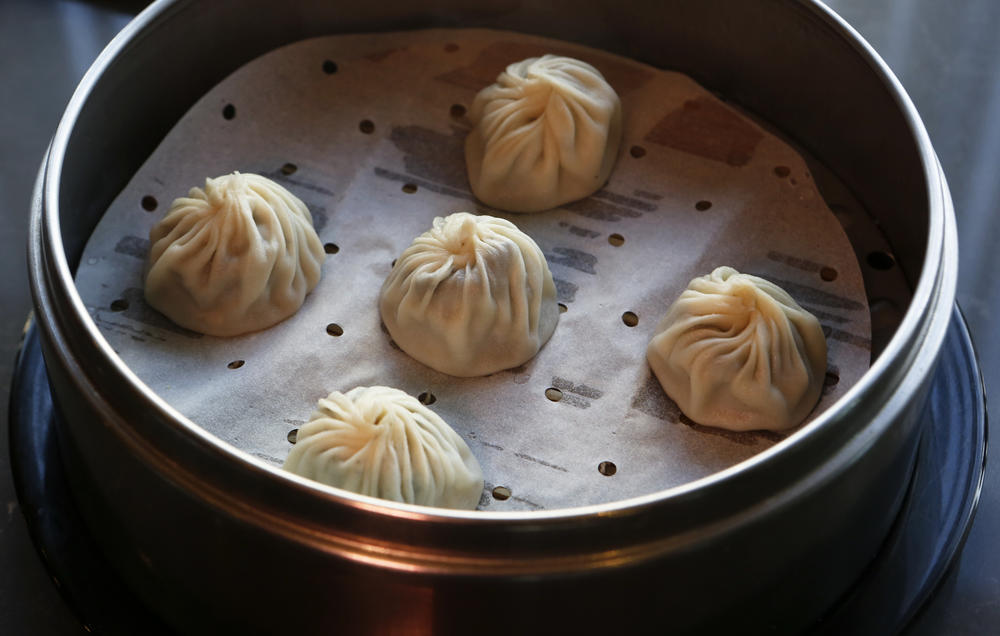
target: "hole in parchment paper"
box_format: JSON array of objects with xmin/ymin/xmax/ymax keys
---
[
  {"xmin": 222, "ymin": 104, "xmax": 236, "ymax": 120},
  {"xmin": 622, "ymin": 311, "xmax": 639, "ymax": 327},
  {"xmin": 227, "ymin": 360, "xmax": 245, "ymax": 370},
  {"xmin": 324, "ymin": 242, "xmax": 339, "ymax": 254},
  {"xmin": 825, "ymin": 372, "xmax": 840, "ymax": 387},
  {"xmin": 774, "ymin": 165, "xmax": 791, "ymax": 178},
  {"xmin": 598, "ymin": 461, "xmax": 617, "ymax": 476},
  {"xmin": 281, "ymin": 163, "xmax": 297, "ymax": 175},
  {"xmin": 418, "ymin": 391, "xmax": 437, "ymax": 405},
  {"xmin": 820, "ymin": 266, "xmax": 838, "ymax": 282},
  {"xmin": 558, "ymin": 303, "xmax": 568, "ymax": 314},
  {"xmin": 545, "ymin": 387, "xmax": 563, "ymax": 402},
  {"xmin": 359, "ymin": 119, "xmax": 375, "ymax": 134},
  {"xmin": 322, "ymin": 60, "xmax": 338, "ymax": 74},
  {"xmin": 695, "ymin": 200, "xmax": 713, "ymax": 211},
  {"xmin": 110, "ymin": 299, "xmax": 128, "ymax": 312},
  {"xmin": 402, "ymin": 183, "xmax": 418, "ymax": 194},
  {"xmin": 629, "ymin": 145, "xmax": 646, "ymax": 158},
  {"xmin": 450, "ymin": 104, "xmax": 466, "ymax": 118},
  {"xmin": 326, "ymin": 323, "xmax": 344, "ymax": 337},
  {"xmin": 444, "ymin": 43, "xmax": 459, "ymax": 52},
  {"xmin": 287, "ymin": 429, "xmax": 298, "ymax": 444},
  {"xmin": 492, "ymin": 486, "xmax": 511, "ymax": 500},
  {"xmin": 866, "ymin": 251, "xmax": 896, "ymax": 270},
  {"xmin": 141, "ymin": 195, "xmax": 157, "ymax": 212},
  {"xmin": 608, "ymin": 233, "xmax": 625, "ymax": 247}
]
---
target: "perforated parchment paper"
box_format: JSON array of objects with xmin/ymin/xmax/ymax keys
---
[{"xmin": 74, "ymin": 29, "xmax": 871, "ymax": 511}]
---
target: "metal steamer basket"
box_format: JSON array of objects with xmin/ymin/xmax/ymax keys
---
[{"xmin": 27, "ymin": 0, "xmax": 958, "ymax": 633}]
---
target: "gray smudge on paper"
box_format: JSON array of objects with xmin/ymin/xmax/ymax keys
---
[
  {"xmin": 558, "ymin": 221, "xmax": 600, "ymax": 239},
  {"xmin": 546, "ymin": 248, "xmax": 597, "ymax": 275},
  {"xmin": 553, "ymin": 278, "xmax": 578, "ymax": 303},
  {"xmin": 801, "ymin": 305, "xmax": 850, "ymax": 324},
  {"xmin": 552, "ymin": 376, "xmax": 603, "ymax": 399},
  {"xmin": 562, "ymin": 196, "xmax": 643, "ymax": 222},
  {"xmin": 477, "ymin": 487, "xmax": 492, "ymax": 509},
  {"xmin": 592, "ymin": 189, "xmax": 658, "ymax": 212},
  {"xmin": 630, "ymin": 371, "xmax": 675, "ymax": 420},
  {"xmin": 467, "ymin": 429, "xmax": 504, "ymax": 451},
  {"xmin": 307, "ymin": 203, "xmax": 329, "ymax": 235},
  {"xmin": 827, "ymin": 328, "xmax": 871, "ymax": 350},
  {"xmin": 763, "ymin": 277, "xmax": 865, "ymax": 311},
  {"xmin": 388, "ymin": 125, "xmax": 469, "ymax": 191},
  {"xmin": 766, "ymin": 250, "xmax": 823, "ymax": 274},
  {"xmin": 93, "ymin": 314, "xmax": 167, "ymax": 343},
  {"xmin": 552, "ymin": 392, "xmax": 591, "ymax": 409},
  {"xmin": 514, "ymin": 452, "xmax": 569, "ymax": 473},
  {"xmin": 550, "ymin": 376, "xmax": 604, "ymax": 409},
  {"xmin": 115, "ymin": 235, "xmax": 150, "ymax": 259},
  {"xmin": 510, "ymin": 495, "xmax": 544, "ymax": 510}
]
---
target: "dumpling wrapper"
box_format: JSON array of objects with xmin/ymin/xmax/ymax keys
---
[
  {"xmin": 145, "ymin": 172, "xmax": 325, "ymax": 337},
  {"xmin": 380, "ymin": 212, "xmax": 559, "ymax": 377},
  {"xmin": 465, "ymin": 54, "xmax": 622, "ymax": 213},
  {"xmin": 646, "ymin": 267, "xmax": 828, "ymax": 432},
  {"xmin": 283, "ymin": 386, "xmax": 485, "ymax": 510}
]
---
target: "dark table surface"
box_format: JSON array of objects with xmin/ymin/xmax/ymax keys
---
[{"xmin": 2, "ymin": 1, "xmax": 998, "ymax": 633}]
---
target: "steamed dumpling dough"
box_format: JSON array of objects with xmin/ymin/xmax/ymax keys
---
[
  {"xmin": 145, "ymin": 172, "xmax": 325, "ymax": 337},
  {"xmin": 283, "ymin": 386, "xmax": 484, "ymax": 509},
  {"xmin": 465, "ymin": 54, "xmax": 623, "ymax": 213},
  {"xmin": 380, "ymin": 212, "xmax": 559, "ymax": 377},
  {"xmin": 647, "ymin": 267, "xmax": 827, "ymax": 432}
]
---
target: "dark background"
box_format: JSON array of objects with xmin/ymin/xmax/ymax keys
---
[{"xmin": 1, "ymin": 1, "xmax": 997, "ymax": 632}]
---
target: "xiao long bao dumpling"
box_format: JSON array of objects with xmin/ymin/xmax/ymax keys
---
[
  {"xmin": 380, "ymin": 212, "xmax": 559, "ymax": 377},
  {"xmin": 283, "ymin": 386, "xmax": 484, "ymax": 510},
  {"xmin": 646, "ymin": 267, "xmax": 828, "ymax": 432},
  {"xmin": 465, "ymin": 54, "xmax": 623, "ymax": 213},
  {"xmin": 145, "ymin": 172, "xmax": 325, "ymax": 337}
]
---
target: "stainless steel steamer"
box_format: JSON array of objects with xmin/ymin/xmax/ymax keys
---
[{"xmin": 28, "ymin": 0, "xmax": 958, "ymax": 633}]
